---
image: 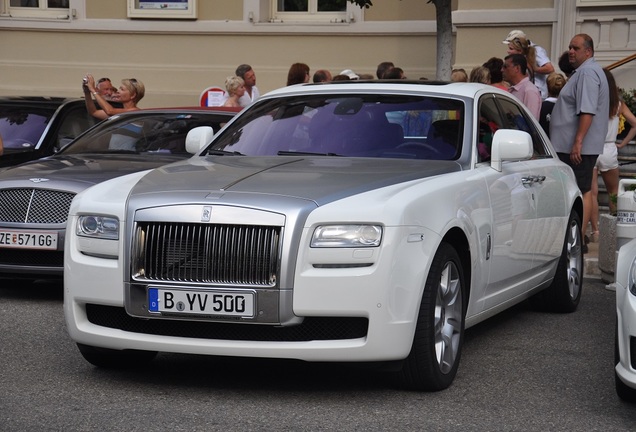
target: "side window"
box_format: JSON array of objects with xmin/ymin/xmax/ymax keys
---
[
  {"xmin": 476, "ymin": 96, "xmax": 503, "ymax": 163},
  {"xmin": 5, "ymin": 0, "xmax": 69, "ymax": 19},
  {"xmin": 497, "ymin": 97, "xmax": 550, "ymax": 158},
  {"xmin": 55, "ymin": 105, "xmax": 99, "ymax": 150}
]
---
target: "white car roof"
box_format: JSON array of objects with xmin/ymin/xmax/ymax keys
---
[{"xmin": 261, "ymin": 81, "xmax": 507, "ymax": 100}]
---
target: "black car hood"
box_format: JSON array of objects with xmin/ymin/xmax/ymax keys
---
[
  {"xmin": 0, "ymin": 153, "xmax": 186, "ymax": 189},
  {"xmin": 131, "ymin": 156, "xmax": 463, "ymax": 206}
]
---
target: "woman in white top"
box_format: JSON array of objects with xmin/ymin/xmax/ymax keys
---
[{"xmin": 589, "ymin": 69, "xmax": 636, "ymax": 241}]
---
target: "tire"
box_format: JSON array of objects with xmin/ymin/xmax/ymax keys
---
[
  {"xmin": 77, "ymin": 343, "xmax": 158, "ymax": 369},
  {"xmin": 615, "ymin": 323, "xmax": 636, "ymax": 402},
  {"xmin": 530, "ymin": 210, "xmax": 583, "ymax": 313},
  {"xmin": 397, "ymin": 242, "xmax": 465, "ymax": 391}
]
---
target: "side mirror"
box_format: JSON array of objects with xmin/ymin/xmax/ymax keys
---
[
  {"xmin": 490, "ymin": 129, "xmax": 533, "ymax": 172},
  {"xmin": 185, "ymin": 126, "xmax": 215, "ymax": 154}
]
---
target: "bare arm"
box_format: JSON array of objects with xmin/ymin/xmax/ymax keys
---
[
  {"xmin": 534, "ymin": 62, "xmax": 555, "ymax": 75},
  {"xmin": 85, "ymin": 74, "xmax": 138, "ymax": 118},
  {"xmin": 571, "ymin": 113, "xmax": 593, "ymax": 164},
  {"xmin": 617, "ymin": 104, "xmax": 636, "ymax": 149},
  {"xmin": 83, "ymin": 84, "xmax": 108, "ymax": 121},
  {"xmin": 0, "ymin": 133, "xmax": 3, "ymax": 156}
]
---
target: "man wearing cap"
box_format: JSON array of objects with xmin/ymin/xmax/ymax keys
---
[
  {"xmin": 340, "ymin": 69, "xmax": 359, "ymax": 80},
  {"xmin": 503, "ymin": 29, "xmax": 554, "ymax": 99}
]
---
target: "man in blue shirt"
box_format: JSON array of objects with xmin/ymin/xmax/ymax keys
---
[{"xmin": 550, "ymin": 34, "xmax": 609, "ymax": 253}]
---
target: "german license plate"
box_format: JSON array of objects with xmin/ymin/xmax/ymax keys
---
[
  {"xmin": 0, "ymin": 230, "xmax": 58, "ymax": 250},
  {"xmin": 148, "ymin": 287, "xmax": 255, "ymax": 318},
  {"xmin": 617, "ymin": 211, "xmax": 636, "ymax": 224}
]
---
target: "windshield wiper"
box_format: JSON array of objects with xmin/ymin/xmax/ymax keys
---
[
  {"xmin": 206, "ymin": 149, "xmax": 244, "ymax": 156},
  {"xmin": 277, "ymin": 150, "xmax": 341, "ymax": 156}
]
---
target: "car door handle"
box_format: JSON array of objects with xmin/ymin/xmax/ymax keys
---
[{"xmin": 522, "ymin": 175, "xmax": 546, "ymax": 186}]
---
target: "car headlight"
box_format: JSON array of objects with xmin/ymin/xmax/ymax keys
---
[
  {"xmin": 76, "ymin": 215, "xmax": 119, "ymax": 240},
  {"xmin": 311, "ymin": 224, "xmax": 382, "ymax": 248},
  {"xmin": 629, "ymin": 256, "xmax": 636, "ymax": 296}
]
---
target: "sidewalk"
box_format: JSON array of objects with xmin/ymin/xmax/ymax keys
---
[{"xmin": 585, "ymin": 237, "xmax": 601, "ymax": 278}]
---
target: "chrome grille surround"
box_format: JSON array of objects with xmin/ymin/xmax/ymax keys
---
[
  {"xmin": 0, "ymin": 188, "xmax": 76, "ymax": 224},
  {"xmin": 132, "ymin": 221, "xmax": 281, "ymax": 286}
]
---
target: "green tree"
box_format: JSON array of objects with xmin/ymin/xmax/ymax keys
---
[{"xmin": 348, "ymin": 0, "xmax": 453, "ymax": 80}]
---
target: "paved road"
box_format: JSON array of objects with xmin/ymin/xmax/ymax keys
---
[{"xmin": 1, "ymin": 277, "xmax": 635, "ymax": 431}]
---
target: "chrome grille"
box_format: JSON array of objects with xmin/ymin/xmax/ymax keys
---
[
  {"xmin": 134, "ymin": 222, "xmax": 281, "ymax": 286},
  {"xmin": 0, "ymin": 188, "xmax": 76, "ymax": 224}
]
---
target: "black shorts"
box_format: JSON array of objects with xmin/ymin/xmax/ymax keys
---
[{"xmin": 558, "ymin": 153, "xmax": 598, "ymax": 193}]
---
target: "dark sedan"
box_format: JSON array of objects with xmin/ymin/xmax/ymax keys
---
[
  {"xmin": 0, "ymin": 97, "xmax": 99, "ymax": 168},
  {"xmin": 0, "ymin": 107, "xmax": 239, "ymax": 279}
]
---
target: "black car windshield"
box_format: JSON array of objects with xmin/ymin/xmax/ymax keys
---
[
  {"xmin": 60, "ymin": 112, "xmax": 227, "ymax": 155},
  {"xmin": 0, "ymin": 107, "xmax": 54, "ymax": 150},
  {"xmin": 208, "ymin": 94, "xmax": 465, "ymax": 160}
]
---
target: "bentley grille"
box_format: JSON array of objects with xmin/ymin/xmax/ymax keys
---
[
  {"xmin": 133, "ymin": 222, "xmax": 281, "ymax": 286},
  {"xmin": 0, "ymin": 188, "xmax": 76, "ymax": 224}
]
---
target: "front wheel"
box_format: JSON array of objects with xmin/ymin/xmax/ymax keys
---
[
  {"xmin": 530, "ymin": 210, "xmax": 583, "ymax": 313},
  {"xmin": 77, "ymin": 343, "xmax": 158, "ymax": 369},
  {"xmin": 396, "ymin": 242, "xmax": 465, "ymax": 391}
]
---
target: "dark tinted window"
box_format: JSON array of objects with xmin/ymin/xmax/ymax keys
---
[
  {"xmin": 60, "ymin": 112, "xmax": 230, "ymax": 155},
  {"xmin": 497, "ymin": 97, "xmax": 549, "ymax": 157},
  {"xmin": 0, "ymin": 107, "xmax": 53, "ymax": 150},
  {"xmin": 210, "ymin": 94, "xmax": 465, "ymax": 160}
]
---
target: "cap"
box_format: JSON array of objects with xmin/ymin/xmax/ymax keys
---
[
  {"xmin": 502, "ymin": 29, "xmax": 527, "ymax": 44},
  {"xmin": 340, "ymin": 69, "xmax": 359, "ymax": 80}
]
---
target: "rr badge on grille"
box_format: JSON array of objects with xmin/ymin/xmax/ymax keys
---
[
  {"xmin": 29, "ymin": 178, "xmax": 50, "ymax": 183},
  {"xmin": 201, "ymin": 206, "xmax": 212, "ymax": 222}
]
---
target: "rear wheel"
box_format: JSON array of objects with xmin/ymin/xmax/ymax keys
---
[
  {"xmin": 530, "ymin": 210, "xmax": 583, "ymax": 312},
  {"xmin": 397, "ymin": 242, "xmax": 465, "ymax": 391},
  {"xmin": 77, "ymin": 343, "xmax": 158, "ymax": 369}
]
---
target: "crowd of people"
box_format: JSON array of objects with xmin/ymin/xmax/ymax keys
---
[{"xmin": 80, "ymin": 29, "xmax": 636, "ymax": 251}]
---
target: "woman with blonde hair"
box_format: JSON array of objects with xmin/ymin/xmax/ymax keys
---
[
  {"xmin": 469, "ymin": 66, "xmax": 490, "ymax": 84},
  {"xmin": 450, "ymin": 68, "xmax": 468, "ymax": 82},
  {"xmin": 506, "ymin": 36, "xmax": 537, "ymax": 83},
  {"xmin": 539, "ymin": 72, "xmax": 567, "ymax": 136},
  {"xmin": 222, "ymin": 76, "xmax": 246, "ymax": 107},
  {"xmin": 84, "ymin": 75, "xmax": 145, "ymax": 120}
]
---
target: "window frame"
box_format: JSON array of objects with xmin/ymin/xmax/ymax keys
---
[
  {"xmin": 270, "ymin": 0, "xmax": 350, "ymax": 23},
  {"xmin": 127, "ymin": 0, "xmax": 197, "ymax": 20},
  {"xmin": 3, "ymin": 0, "xmax": 70, "ymax": 19}
]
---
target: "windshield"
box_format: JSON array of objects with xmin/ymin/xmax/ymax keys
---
[
  {"xmin": 0, "ymin": 107, "xmax": 54, "ymax": 150},
  {"xmin": 209, "ymin": 94, "xmax": 465, "ymax": 160},
  {"xmin": 61, "ymin": 112, "xmax": 229, "ymax": 155}
]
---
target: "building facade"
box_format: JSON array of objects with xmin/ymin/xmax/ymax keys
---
[{"xmin": 0, "ymin": 0, "xmax": 634, "ymax": 107}]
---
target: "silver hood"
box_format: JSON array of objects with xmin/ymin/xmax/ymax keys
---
[{"xmin": 130, "ymin": 156, "xmax": 462, "ymax": 206}]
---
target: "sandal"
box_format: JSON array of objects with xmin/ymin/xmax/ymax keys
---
[{"xmin": 590, "ymin": 231, "xmax": 599, "ymax": 243}]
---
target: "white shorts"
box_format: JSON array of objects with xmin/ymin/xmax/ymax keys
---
[{"xmin": 595, "ymin": 142, "xmax": 619, "ymax": 172}]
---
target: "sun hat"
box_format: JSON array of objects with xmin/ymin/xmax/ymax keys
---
[{"xmin": 502, "ymin": 29, "xmax": 527, "ymax": 44}]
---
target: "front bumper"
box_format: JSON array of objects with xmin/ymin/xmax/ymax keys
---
[{"xmin": 616, "ymin": 281, "xmax": 636, "ymax": 390}]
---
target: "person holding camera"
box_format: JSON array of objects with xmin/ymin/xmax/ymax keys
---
[{"xmin": 83, "ymin": 74, "xmax": 145, "ymax": 120}]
